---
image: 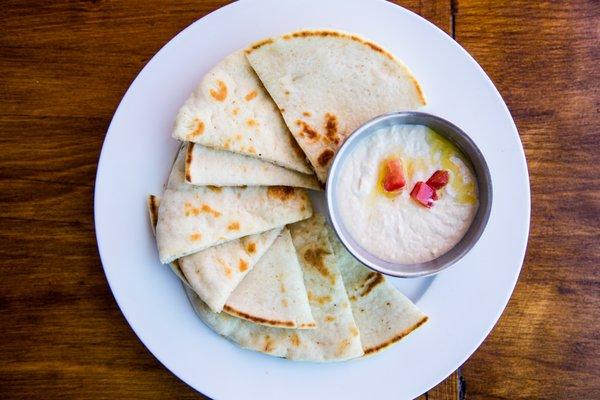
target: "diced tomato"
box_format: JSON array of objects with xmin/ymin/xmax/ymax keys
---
[
  {"xmin": 426, "ymin": 170, "xmax": 450, "ymax": 190},
  {"xmin": 410, "ymin": 181, "xmax": 435, "ymax": 208},
  {"xmin": 382, "ymin": 159, "xmax": 405, "ymax": 192}
]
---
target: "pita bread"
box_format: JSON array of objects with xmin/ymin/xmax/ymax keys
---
[
  {"xmin": 171, "ymin": 50, "xmax": 312, "ymax": 174},
  {"xmin": 147, "ymin": 195, "xmax": 188, "ymax": 282},
  {"xmin": 185, "ymin": 215, "xmax": 363, "ymax": 362},
  {"xmin": 223, "ymin": 228, "xmax": 315, "ymax": 329},
  {"xmin": 155, "ymin": 184, "xmax": 312, "ymax": 264},
  {"xmin": 185, "ymin": 143, "xmax": 321, "ymax": 190},
  {"xmin": 246, "ymin": 29, "xmax": 426, "ymax": 182},
  {"xmin": 150, "ymin": 196, "xmax": 308, "ymax": 320},
  {"xmin": 328, "ymin": 227, "xmax": 428, "ymax": 355}
]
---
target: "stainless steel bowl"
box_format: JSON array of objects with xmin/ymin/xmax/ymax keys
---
[{"xmin": 326, "ymin": 112, "xmax": 492, "ymax": 278}]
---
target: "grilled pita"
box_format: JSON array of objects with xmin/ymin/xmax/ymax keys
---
[
  {"xmin": 185, "ymin": 143, "xmax": 320, "ymax": 189},
  {"xmin": 223, "ymin": 228, "xmax": 315, "ymax": 329},
  {"xmin": 151, "ymin": 197, "xmax": 315, "ymax": 328},
  {"xmin": 329, "ymin": 227, "xmax": 428, "ymax": 355},
  {"xmin": 149, "ymin": 195, "xmax": 282, "ymax": 311},
  {"xmin": 246, "ymin": 29, "xmax": 425, "ymax": 182},
  {"xmin": 185, "ymin": 215, "xmax": 363, "ymax": 362},
  {"xmin": 171, "ymin": 50, "xmax": 312, "ymax": 174}
]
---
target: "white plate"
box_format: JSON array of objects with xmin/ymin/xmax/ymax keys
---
[{"xmin": 94, "ymin": 0, "xmax": 530, "ymax": 398}]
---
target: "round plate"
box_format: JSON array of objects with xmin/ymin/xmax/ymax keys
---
[{"xmin": 94, "ymin": 0, "xmax": 530, "ymax": 399}]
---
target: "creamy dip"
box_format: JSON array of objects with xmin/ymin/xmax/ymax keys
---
[{"xmin": 336, "ymin": 124, "xmax": 478, "ymax": 264}]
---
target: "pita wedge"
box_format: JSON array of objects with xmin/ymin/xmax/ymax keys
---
[
  {"xmin": 149, "ymin": 195, "xmax": 282, "ymax": 309},
  {"xmin": 185, "ymin": 143, "xmax": 321, "ymax": 189},
  {"xmin": 149, "ymin": 199, "xmax": 313, "ymax": 326},
  {"xmin": 185, "ymin": 215, "xmax": 363, "ymax": 362},
  {"xmin": 155, "ymin": 183, "xmax": 312, "ymax": 264},
  {"xmin": 328, "ymin": 227, "xmax": 428, "ymax": 356},
  {"xmin": 223, "ymin": 228, "xmax": 315, "ymax": 329},
  {"xmin": 246, "ymin": 30, "xmax": 426, "ymax": 182},
  {"xmin": 172, "ymin": 50, "xmax": 312, "ymax": 174}
]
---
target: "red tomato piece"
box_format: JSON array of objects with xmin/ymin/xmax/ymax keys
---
[
  {"xmin": 410, "ymin": 181, "xmax": 435, "ymax": 208},
  {"xmin": 426, "ymin": 170, "xmax": 450, "ymax": 190},
  {"xmin": 382, "ymin": 159, "xmax": 405, "ymax": 192}
]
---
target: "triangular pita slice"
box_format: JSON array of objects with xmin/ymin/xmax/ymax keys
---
[
  {"xmin": 156, "ymin": 185, "xmax": 312, "ymax": 264},
  {"xmin": 185, "ymin": 215, "xmax": 363, "ymax": 362},
  {"xmin": 246, "ymin": 29, "xmax": 426, "ymax": 182},
  {"xmin": 223, "ymin": 228, "xmax": 315, "ymax": 329},
  {"xmin": 148, "ymin": 195, "xmax": 284, "ymax": 313},
  {"xmin": 328, "ymin": 227, "xmax": 428, "ymax": 356},
  {"xmin": 171, "ymin": 50, "xmax": 312, "ymax": 174},
  {"xmin": 185, "ymin": 143, "xmax": 321, "ymax": 190}
]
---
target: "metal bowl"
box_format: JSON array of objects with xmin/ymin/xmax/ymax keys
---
[{"xmin": 326, "ymin": 112, "xmax": 492, "ymax": 278}]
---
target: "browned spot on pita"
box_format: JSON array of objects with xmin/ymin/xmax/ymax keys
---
[
  {"xmin": 245, "ymin": 38, "xmax": 274, "ymax": 53},
  {"xmin": 349, "ymin": 295, "xmax": 357, "ymax": 302},
  {"xmin": 201, "ymin": 204, "xmax": 222, "ymax": 218},
  {"xmin": 336, "ymin": 338, "xmax": 352, "ymax": 356},
  {"xmin": 324, "ymin": 113, "xmax": 340, "ymax": 145},
  {"xmin": 223, "ymin": 138, "xmax": 232, "ymax": 150},
  {"xmin": 303, "ymin": 247, "xmax": 335, "ymax": 285},
  {"xmin": 317, "ymin": 149, "xmax": 334, "ymax": 167},
  {"xmin": 187, "ymin": 119, "xmax": 205, "ymax": 139},
  {"xmin": 281, "ymin": 299, "xmax": 288, "ymax": 308},
  {"xmin": 263, "ymin": 335, "xmax": 276, "ymax": 352},
  {"xmin": 364, "ymin": 316, "xmax": 429, "ymax": 355},
  {"xmin": 358, "ymin": 272, "xmax": 384, "ymax": 297},
  {"xmin": 189, "ymin": 232, "xmax": 202, "ymax": 242},
  {"xmin": 148, "ymin": 195, "xmax": 159, "ymax": 228},
  {"xmin": 280, "ymin": 107, "xmax": 286, "ymax": 113},
  {"xmin": 210, "ymin": 80, "xmax": 228, "ymax": 101},
  {"xmin": 238, "ymin": 258, "xmax": 249, "ymax": 272},
  {"xmin": 227, "ymin": 221, "xmax": 240, "ymax": 231},
  {"xmin": 244, "ymin": 90, "xmax": 258, "ymax": 101},
  {"xmin": 245, "ymin": 242, "xmax": 257, "ymax": 254},
  {"xmin": 184, "ymin": 143, "xmax": 194, "ymax": 182},
  {"xmin": 307, "ymin": 291, "xmax": 332, "ymax": 305},
  {"xmin": 223, "ymin": 305, "xmax": 295, "ymax": 327},
  {"xmin": 232, "ymin": 108, "xmax": 240, "ymax": 116},
  {"xmin": 290, "ymin": 333, "xmax": 300, "ymax": 347},
  {"xmin": 267, "ymin": 186, "xmax": 295, "ymax": 201},
  {"xmin": 325, "ymin": 315, "xmax": 336, "ymax": 322},
  {"xmin": 207, "ymin": 185, "xmax": 222, "ymax": 193},
  {"xmin": 350, "ymin": 326, "xmax": 359, "ymax": 337},
  {"xmin": 246, "ymin": 145, "xmax": 257, "ymax": 154},
  {"xmin": 299, "ymin": 322, "xmax": 316, "ymax": 328},
  {"xmin": 411, "ymin": 75, "xmax": 427, "ymax": 105},
  {"xmin": 217, "ymin": 258, "xmax": 233, "ymax": 278},
  {"xmin": 234, "ymin": 133, "xmax": 243, "ymax": 141},
  {"xmin": 280, "ymin": 282, "xmax": 286, "ymax": 293},
  {"xmin": 295, "ymin": 120, "xmax": 319, "ymax": 142},
  {"xmin": 184, "ymin": 202, "xmax": 200, "ymax": 217},
  {"xmin": 302, "ymin": 111, "xmax": 311, "ymax": 117},
  {"xmin": 246, "ymin": 118, "xmax": 258, "ymax": 127}
]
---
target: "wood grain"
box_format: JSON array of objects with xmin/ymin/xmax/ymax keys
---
[
  {"xmin": 455, "ymin": 0, "xmax": 600, "ymax": 399},
  {"xmin": 0, "ymin": 0, "xmax": 597, "ymax": 399}
]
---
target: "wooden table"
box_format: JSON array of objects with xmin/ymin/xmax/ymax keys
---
[{"xmin": 1, "ymin": 1, "xmax": 598, "ymax": 398}]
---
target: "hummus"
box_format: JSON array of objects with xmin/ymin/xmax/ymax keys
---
[{"xmin": 336, "ymin": 124, "xmax": 478, "ymax": 264}]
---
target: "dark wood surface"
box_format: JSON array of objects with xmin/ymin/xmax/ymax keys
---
[{"xmin": 0, "ymin": 1, "xmax": 597, "ymax": 399}]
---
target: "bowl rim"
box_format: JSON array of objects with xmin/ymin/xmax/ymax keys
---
[{"xmin": 326, "ymin": 111, "xmax": 493, "ymax": 278}]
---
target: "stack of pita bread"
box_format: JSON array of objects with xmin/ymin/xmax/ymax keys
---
[{"xmin": 149, "ymin": 29, "xmax": 428, "ymax": 361}]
